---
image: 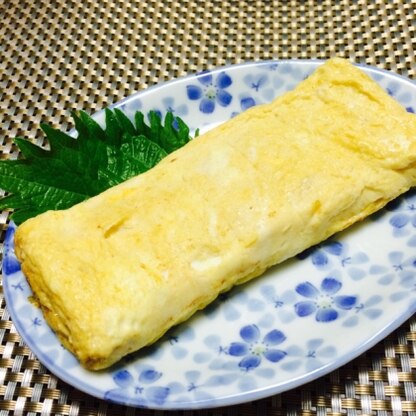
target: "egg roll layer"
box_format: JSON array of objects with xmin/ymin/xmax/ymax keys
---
[{"xmin": 14, "ymin": 58, "xmax": 416, "ymax": 370}]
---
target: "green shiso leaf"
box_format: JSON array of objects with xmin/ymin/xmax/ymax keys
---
[{"xmin": 0, "ymin": 109, "xmax": 195, "ymax": 224}]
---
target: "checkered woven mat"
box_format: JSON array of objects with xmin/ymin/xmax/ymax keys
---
[{"xmin": 0, "ymin": 0, "xmax": 415, "ymax": 414}]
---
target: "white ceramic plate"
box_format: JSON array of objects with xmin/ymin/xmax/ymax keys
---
[{"xmin": 3, "ymin": 60, "xmax": 416, "ymax": 410}]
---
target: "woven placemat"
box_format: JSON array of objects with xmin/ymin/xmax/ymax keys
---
[{"xmin": 0, "ymin": 0, "xmax": 415, "ymax": 414}]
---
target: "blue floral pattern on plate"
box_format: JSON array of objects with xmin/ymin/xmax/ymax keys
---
[
  {"xmin": 3, "ymin": 60, "xmax": 416, "ymax": 410},
  {"xmin": 294, "ymin": 277, "xmax": 358, "ymax": 322},
  {"xmin": 186, "ymin": 71, "xmax": 233, "ymax": 114},
  {"xmin": 226, "ymin": 324, "xmax": 287, "ymax": 371}
]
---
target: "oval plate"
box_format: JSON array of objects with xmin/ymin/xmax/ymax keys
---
[{"xmin": 3, "ymin": 60, "xmax": 416, "ymax": 410}]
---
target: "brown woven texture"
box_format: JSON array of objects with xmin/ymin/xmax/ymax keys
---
[{"xmin": 0, "ymin": 0, "xmax": 415, "ymax": 414}]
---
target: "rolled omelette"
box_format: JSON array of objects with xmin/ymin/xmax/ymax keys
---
[{"xmin": 14, "ymin": 58, "xmax": 416, "ymax": 370}]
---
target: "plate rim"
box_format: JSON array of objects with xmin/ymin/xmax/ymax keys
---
[
  {"xmin": 109, "ymin": 58, "xmax": 416, "ymax": 110},
  {"xmin": 3, "ymin": 58, "xmax": 416, "ymax": 410}
]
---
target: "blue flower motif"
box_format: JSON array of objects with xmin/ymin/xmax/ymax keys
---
[
  {"xmin": 231, "ymin": 96, "xmax": 257, "ymax": 118},
  {"xmin": 152, "ymin": 96, "xmax": 188, "ymax": 118},
  {"xmin": 227, "ymin": 324, "xmax": 287, "ymax": 371},
  {"xmin": 105, "ymin": 367, "xmax": 170, "ymax": 406},
  {"xmin": 298, "ymin": 240, "xmax": 368, "ymax": 279},
  {"xmin": 243, "ymin": 73, "xmax": 269, "ymax": 92},
  {"xmin": 242, "ymin": 71, "xmax": 275, "ymax": 103},
  {"xmin": 283, "ymin": 338, "xmax": 337, "ymax": 372},
  {"xmin": 387, "ymin": 191, "xmax": 416, "ymax": 244},
  {"xmin": 163, "ymin": 325, "xmax": 195, "ymax": 359},
  {"xmin": 114, "ymin": 99, "xmax": 143, "ymax": 123},
  {"xmin": 177, "ymin": 371, "xmax": 216, "ymax": 402},
  {"xmin": 260, "ymin": 285, "xmax": 297, "ymax": 323},
  {"xmin": 186, "ymin": 71, "xmax": 232, "ymax": 114},
  {"xmin": 202, "ymin": 287, "xmax": 261, "ymax": 321},
  {"xmin": 297, "ymin": 240, "xmax": 343, "ymax": 263},
  {"xmin": 368, "ymin": 252, "xmax": 416, "ymax": 301},
  {"xmin": 294, "ymin": 277, "xmax": 357, "ymax": 322},
  {"xmin": 3, "ymin": 226, "xmax": 21, "ymax": 275},
  {"xmin": 342, "ymin": 295, "xmax": 384, "ymax": 327},
  {"xmin": 3, "ymin": 253, "xmax": 21, "ymax": 275},
  {"xmin": 311, "ymin": 241, "xmax": 343, "ymax": 267}
]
